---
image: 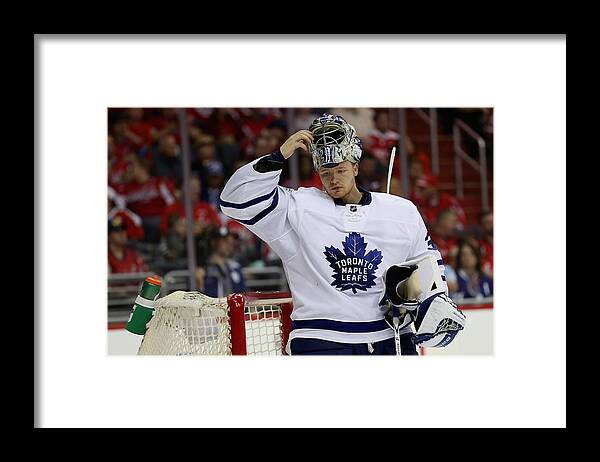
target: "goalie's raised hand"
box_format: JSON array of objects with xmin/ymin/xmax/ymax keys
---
[{"xmin": 280, "ymin": 130, "xmax": 314, "ymax": 159}]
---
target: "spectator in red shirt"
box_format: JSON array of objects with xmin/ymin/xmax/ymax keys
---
[
  {"xmin": 108, "ymin": 217, "xmax": 149, "ymax": 274},
  {"xmin": 202, "ymin": 108, "xmax": 241, "ymax": 141},
  {"xmin": 364, "ymin": 110, "xmax": 414, "ymax": 166},
  {"xmin": 146, "ymin": 108, "xmax": 180, "ymax": 143},
  {"xmin": 239, "ymin": 108, "xmax": 277, "ymax": 156},
  {"xmin": 411, "ymin": 174, "xmax": 467, "ymax": 229},
  {"xmin": 108, "ymin": 134, "xmax": 130, "ymax": 186},
  {"xmin": 108, "ymin": 186, "xmax": 145, "ymax": 241},
  {"xmin": 429, "ymin": 209, "xmax": 461, "ymax": 268},
  {"xmin": 281, "ymin": 153, "xmax": 322, "ymax": 189},
  {"xmin": 160, "ymin": 175, "xmax": 222, "ymax": 236},
  {"xmin": 115, "ymin": 155, "xmax": 177, "ymax": 242},
  {"xmin": 109, "ymin": 115, "xmax": 137, "ymax": 160},
  {"xmin": 126, "ymin": 108, "xmax": 155, "ymax": 149}
]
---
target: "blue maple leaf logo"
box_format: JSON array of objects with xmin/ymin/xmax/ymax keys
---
[{"xmin": 324, "ymin": 232, "xmax": 383, "ymax": 294}]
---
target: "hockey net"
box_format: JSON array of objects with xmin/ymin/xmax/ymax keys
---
[{"xmin": 137, "ymin": 291, "xmax": 293, "ymax": 355}]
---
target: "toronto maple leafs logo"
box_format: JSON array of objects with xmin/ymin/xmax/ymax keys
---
[{"xmin": 324, "ymin": 232, "xmax": 383, "ymax": 294}]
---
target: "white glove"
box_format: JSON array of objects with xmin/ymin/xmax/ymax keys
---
[{"xmin": 411, "ymin": 293, "xmax": 466, "ymax": 348}]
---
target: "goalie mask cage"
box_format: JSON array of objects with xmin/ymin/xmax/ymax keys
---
[{"xmin": 137, "ymin": 291, "xmax": 293, "ymax": 355}]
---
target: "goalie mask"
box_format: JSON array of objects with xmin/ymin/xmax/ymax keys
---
[{"xmin": 308, "ymin": 113, "xmax": 362, "ymax": 170}]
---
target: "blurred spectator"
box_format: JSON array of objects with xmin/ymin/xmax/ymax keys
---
[
  {"xmin": 125, "ymin": 108, "xmax": 155, "ymax": 148},
  {"xmin": 223, "ymin": 219, "xmax": 261, "ymax": 267},
  {"xmin": 108, "ymin": 134, "xmax": 130, "ymax": 186},
  {"xmin": 159, "ymin": 175, "xmax": 222, "ymax": 236},
  {"xmin": 328, "ymin": 107, "xmax": 374, "ymax": 139},
  {"xmin": 408, "ymin": 155, "xmax": 425, "ymax": 188},
  {"xmin": 156, "ymin": 214, "xmax": 189, "ymax": 272},
  {"xmin": 215, "ymin": 132, "xmax": 242, "ymax": 178},
  {"xmin": 107, "ymin": 184, "xmax": 126, "ymax": 210},
  {"xmin": 408, "ymin": 152, "xmax": 433, "ymax": 185},
  {"xmin": 202, "ymin": 108, "xmax": 241, "ymax": 141},
  {"xmin": 239, "ymin": 108, "xmax": 277, "ymax": 155},
  {"xmin": 151, "ymin": 134, "xmax": 183, "ymax": 186},
  {"xmin": 193, "ymin": 135, "xmax": 217, "ymax": 165},
  {"xmin": 429, "ymin": 209, "xmax": 460, "ymax": 268},
  {"xmin": 266, "ymin": 119, "xmax": 288, "ymax": 147},
  {"xmin": 364, "ymin": 110, "xmax": 414, "ymax": 166},
  {"xmin": 478, "ymin": 210, "xmax": 493, "ymax": 277},
  {"xmin": 204, "ymin": 161, "xmax": 226, "ymax": 208},
  {"xmin": 358, "ymin": 154, "xmax": 386, "ymax": 192},
  {"xmin": 109, "ymin": 114, "xmax": 137, "ymax": 158},
  {"xmin": 411, "ymin": 174, "xmax": 467, "ymax": 229},
  {"xmin": 290, "ymin": 108, "xmax": 319, "ymax": 133},
  {"xmin": 114, "ymin": 155, "xmax": 177, "ymax": 243},
  {"xmin": 187, "ymin": 108, "xmax": 213, "ymax": 126},
  {"xmin": 203, "ymin": 226, "xmax": 247, "ymax": 297},
  {"xmin": 381, "ymin": 177, "xmax": 405, "ymax": 197},
  {"xmin": 251, "ymin": 132, "xmax": 279, "ymax": 158},
  {"xmin": 146, "ymin": 108, "xmax": 180, "ymax": 143},
  {"xmin": 451, "ymin": 241, "xmax": 493, "ymax": 300},
  {"xmin": 155, "ymin": 211, "xmax": 214, "ymax": 278},
  {"xmin": 442, "ymin": 264, "xmax": 459, "ymax": 296},
  {"xmin": 108, "ymin": 217, "xmax": 149, "ymax": 274},
  {"xmin": 192, "ymin": 136, "xmax": 226, "ymax": 190},
  {"xmin": 108, "ymin": 186, "xmax": 144, "ymax": 241},
  {"xmin": 282, "ymin": 154, "xmax": 322, "ymax": 189}
]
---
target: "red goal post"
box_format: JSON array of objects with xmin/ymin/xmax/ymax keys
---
[{"xmin": 228, "ymin": 291, "xmax": 293, "ymax": 355}]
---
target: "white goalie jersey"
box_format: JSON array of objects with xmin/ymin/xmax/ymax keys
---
[{"xmin": 219, "ymin": 153, "xmax": 450, "ymax": 350}]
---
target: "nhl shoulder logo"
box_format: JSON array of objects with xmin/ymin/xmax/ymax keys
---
[{"xmin": 324, "ymin": 232, "xmax": 383, "ymax": 294}]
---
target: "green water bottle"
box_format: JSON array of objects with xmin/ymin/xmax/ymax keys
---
[{"xmin": 125, "ymin": 275, "xmax": 162, "ymax": 335}]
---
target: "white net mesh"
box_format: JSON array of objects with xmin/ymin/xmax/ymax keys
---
[
  {"xmin": 137, "ymin": 291, "xmax": 230, "ymax": 355},
  {"xmin": 245, "ymin": 302, "xmax": 285, "ymax": 355},
  {"xmin": 137, "ymin": 291, "xmax": 292, "ymax": 355}
]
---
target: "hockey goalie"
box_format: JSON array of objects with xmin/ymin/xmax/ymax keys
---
[{"xmin": 220, "ymin": 112, "xmax": 466, "ymax": 355}]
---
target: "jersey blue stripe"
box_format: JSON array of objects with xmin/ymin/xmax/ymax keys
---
[
  {"xmin": 291, "ymin": 318, "xmax": 389, "ymax": 333},
  {"xmin": 234, "ymin": 189, "xmax": 279, "ymax": 225},
  {"xmin": 219, "ymin": 187, "xmax": 277, "ymax": 209}
]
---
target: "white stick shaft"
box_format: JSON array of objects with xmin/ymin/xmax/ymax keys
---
[{"xmin": 386, "ymin": 146, "xmax": 397, "ymax": 194}]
